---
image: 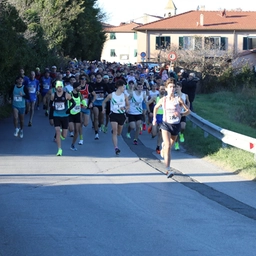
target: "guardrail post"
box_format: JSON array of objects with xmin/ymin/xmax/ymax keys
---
[{"xmin": 222, "ymin": 142, "xmax": 227, "ymax": 148}]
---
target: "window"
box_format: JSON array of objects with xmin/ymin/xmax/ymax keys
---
[
  {"xmin": 110, "ymin": 32, "xmax": 116, "ymax": 40},
  {"xmin": 204, "ymin": 37, "xmax": 219, "ymax": 50},
  {"xmin": 179, "ymin": 36, "xmax": 202, "ymax": 50},
  {"xmin": 110, "ymin": 49, "xmax": 116, "ymax": 57},
  {"xmin": 134, "ymin": 49, "xmax": 137, "ymax": 57},
  {"xmin": 204, "ymin": 37, "xmax": 228, "ymax": 50},
  {"xmin": 155, "ymin": 36, "xmax": 170, "ymax": 50},
  {"xmin": 134, "ymin": 32, "xmax": 137, "ymax": 40},
  {"xmin": 243, "ymin": 37, "xmax": 256, "ymax": 50}
]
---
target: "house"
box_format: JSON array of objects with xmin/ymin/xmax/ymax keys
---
[
  {"xmin": 101, "ymin": 0, "xmax": 177, "ymax": 63},
  {"xmin": 101, "ymin": 22, "xmax": 141, "ymax": 64},
  {"xmin": 134, "ymin": 10, "xmax": 256, "ymax": 69}
]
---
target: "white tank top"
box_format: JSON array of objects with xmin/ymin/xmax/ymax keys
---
[
  {"xmin": 110, "ymin": 92, "xmax": 126, "ymax": 113},
  {"xmin": 162, "ymin": 96, "xmax": 182, "ymax": 124},
  {"xmin": 128, "ymin": 91, "xmax": 144, "ymax": 115},
  {"xmin": 180, "ymin": 93, "xmax": 186, "ymax": 113}
]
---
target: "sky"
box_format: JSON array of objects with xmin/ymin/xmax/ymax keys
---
[{"xmin": 97, "ymin": 0, "xmax": 256, "ymax": 25}]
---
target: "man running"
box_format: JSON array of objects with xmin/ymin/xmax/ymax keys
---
[{"xmin": 102, "ymin": 79, "xmax": 129, "ymax": 155}]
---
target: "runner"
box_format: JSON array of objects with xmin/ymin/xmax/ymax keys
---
[
  {"xmin": 25, "ymin": 71, "xmax": 40, "ymax": 126},
  {"xmin": 50, "ymin": 80, "xmax": 76, "ymax": 156},
  {"xmin": 9, "ymin": 75, "xmax": 30, "ymax": 138},
  {"xmin": 126, "ymin": 83, "xmax": 146, "ymax": 145},
  {"xmin": 79, "ymin": 75, "xmax": 96, "ymax": 145},
  {"xmin": 102, "ymin": 79, "xmax": 129, "ymax": 155},
  {"xmin": 68, "ymin": 82, "xmax": 87, "ymax": 150},
  {"xmin": 40, "ymin": 70, "xmax": 52, "ymax": 116},
  {"xmin": 90, "ymin": 73, "xmax": 107, "ymax": 140},
  {"xmin": 174, "ymin": 81, "xmax": 190, "ymax": 150},
  {"xmin": 152, "ymin": 78, "xmax": 190, "ymax": 178},
  {"xmin": 146, "ymin": 84, "xmax": 166, "ymax": 154}
]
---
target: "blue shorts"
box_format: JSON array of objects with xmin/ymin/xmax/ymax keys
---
[
  {"xmin": 13, "ymin": 106, "xmax": 25, "ymax": 115},
  {"xmin": 26, "ymin": 97, "xmax": 37, "ymax": 103},
  {"xmin": 142, "ymin": 101, "xmax": 147, "ymax": 110},
  {"xmin": 81, "ymin": 108, "xmax": 90, "ymax": 115},
  {"xmin": 156, "ymin": 114, "xmax": 163, "ymax": 124}
]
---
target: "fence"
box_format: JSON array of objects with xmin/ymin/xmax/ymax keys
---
[{"xmin": 187, "ymin": 112, "xmax": 256, "ymax": 159}]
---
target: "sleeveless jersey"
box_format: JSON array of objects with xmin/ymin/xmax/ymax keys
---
[
  {"xmin": 69, "ymin": 92, "xmax": 82, "ymax": 115},
  {"xmin": 162, "ymin": 96, "xmax": 182, "ymax": 124},
  {"xmin": 128, "ymin": 91, "xmax": 144, "ymax": 115},
  {"xmin": 180, "ymin": 93, "xmax": 187, "ymax": 113},
  {"xmin": 41, "ymin": 77, "xmax": 52, "ymax": 92},
  {"xmin": 80, "ymin": 84, "xmax": 90, "ymax": 106},
  {"xmin": 53, "ymin": 91, "xmax": 68, "ymax": 117},
  {"xmin": 110, "ymin": 92, "xmax": 126, "ymax": 114},
  {"xmin": 156, "ymin": 96, "xmax": 163, "ymax": 115},
  {"xmin": 12, "ymin": 85, "xmax": 26, "ymax": 108}
]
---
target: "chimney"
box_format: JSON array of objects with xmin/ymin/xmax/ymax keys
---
[
  {"xmin": 221, "ymin": 9, "xmax": 227, "ymax": 17},
  {"xmin": 200, "ymin": 14, "xmax": 204, "ymax": 26}
]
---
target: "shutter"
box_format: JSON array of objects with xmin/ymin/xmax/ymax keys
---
[
  {"xmin": 179, "ymin": 37, "xmax": 183, "ymax": 49},
  {"xmin": 243, "ymin": 37, "xmax": 248, "ymax": 50}
]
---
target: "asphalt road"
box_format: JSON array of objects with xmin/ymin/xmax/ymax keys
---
[{"xmin": 0, "ymin": 108, "xmax": 256, "ymax": 256}]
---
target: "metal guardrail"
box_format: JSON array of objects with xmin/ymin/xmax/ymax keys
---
[{"xmin": 187, "ymin": 112, "xmax": 256, "ymax": 157}]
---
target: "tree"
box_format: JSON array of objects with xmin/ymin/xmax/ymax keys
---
[{"xmin": 62, "ymin": 0, "xmax": 107, "ymax": 60}]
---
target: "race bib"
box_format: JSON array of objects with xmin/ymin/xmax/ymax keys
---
[
  {"xmin": 73, "ymin": 105, "xmax": 81, "ymax": 113},
  {"xmin": 167, "ymin": 114, "xmax": 179, "ymax": 124},
  {"xmin": 96, "ymin": 93, "xmax": 104, "ymax": 100},
  {"xmin": 55, "ymin": 102, "xmax": 65, "ymax": 110},
  {"xmin": 14, "ymin": 95, "xmax": 22, "ymax": 102},
  {"xmin": 29, "ymin": 87, "xmax": 36, "ymax": 93},
  {"xmin": 43, "ymin": 84, "xmax": 50, "ymax": 90}
]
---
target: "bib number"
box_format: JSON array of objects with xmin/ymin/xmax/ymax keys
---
[{"xmin": 55, "ymin": 102, "xmax": 65, "ymax": 110}]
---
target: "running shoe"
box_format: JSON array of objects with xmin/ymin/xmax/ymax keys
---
[
  {"xmin": 78, "ymin": 140, "xmax": 83, "ymax": 145},
  {"xmin": 115, "ymin": 148, "xmax": 121, "ymax": 155},
  {"xmin": 143, "ymin": 123, "xmax": 147, "ymax": 131},
  {"xmin": 174, "ymin": 142, "xmax": 180, "ymax": 151},
  {"xmin": 56, "ymin": 149, "xmax": 62, "ymax": 156},
  {"xmin": 60, "ymin": 134, "xmax": 65, "ymax": 140},
  {"xmin": 139, "ymin": 126, "xmax": 142, "ymax": 135},
  {"xmin": 166, "ymin": 170, "xmax": 174, "ymax": 178},
  {"xmin": 70, "ymin": 144, "xmax": 77, "ymax": 151},
  {"xmin": 133, "ymin": 139, "xmax": 138, "ymax": 145},
  {"xmin": 70, "ymin": 131, "xmax": 74, "ymax": 137},
  {"xmin": 19, "ymin": 129, "xmax": 23, "ymax": 138},
  {"xmin": 179, "ymin": 133, "xmax": 185, "ymax": 143},
  {"xmin": 95, "ymin": 133, "xmax": 99, "ymax": 140},
  {"xmin": 14, "ymin": 128, "xmax": 19, "ymax": 137},
  {"xmin": 101, "ymin": 124, "xmax": 105, "ymax": 132},
  {"xmin": 126, "ymin": 133, "xmax": 131, "ymax": 139},
  {"xmin": 156, "ymin": 146, "xmax": 161, "ymax": 154},
  {"xmin": 28, "ymin": 121, "xmax": 32, "ymax": 127},
  {"xmin": 104, "ymin": 126, "xmax": 108, "ymax": 133},
  {"xmin": 147, "ymin": 125, "xmax": 152, "ymax": 134}
]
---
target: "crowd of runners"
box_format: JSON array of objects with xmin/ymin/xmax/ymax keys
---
[{"xmin": 10, "ymin": 60, "xmax": 199, "ymax": 177}]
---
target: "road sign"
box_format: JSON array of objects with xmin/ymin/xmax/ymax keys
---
[
  {"xmin": 140, "ymin": 52, "xmax": 146, "ymax": 58},
  {"xmin": 168, "ymin": 51, "xmax": 177, "ymax": 61}
]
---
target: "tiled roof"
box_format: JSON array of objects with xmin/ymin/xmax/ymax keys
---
[
  {"xmin": 135, "ymin": 10, "xmax": 256, "ymax": 31},
  {"xmin": 104, "ymin": 22, "xmax": 141, "ymax": 33}
]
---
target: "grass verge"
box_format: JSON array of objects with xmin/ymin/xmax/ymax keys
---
[{"xmin": 184, "ymin": 91, "xmax": 256, "ymax": 180}]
